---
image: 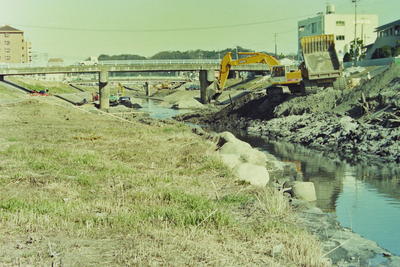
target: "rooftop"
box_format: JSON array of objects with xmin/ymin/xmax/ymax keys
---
[
  {"xmin": 376, "ymin": 19, "xmax": 400, "ymax": 32},
  {"xmin": 0, "ymin": 25, "xmax": 23, "ymax": 33}
]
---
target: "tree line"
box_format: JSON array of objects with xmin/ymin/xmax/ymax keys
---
[{"xmin": 98, "ymin": 47, "xmax": 289, "ymax": 61}]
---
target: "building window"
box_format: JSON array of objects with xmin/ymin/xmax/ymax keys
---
[
  {"xmin": 5, "ymin": 48, "xmax": 11, "ymax": 53},
  {"xmin": 4, "ymin": 33, "xmax": 9, "ymax": 38},
  {"xmin": 5, "ymin": 56, "xmax": 11, "ymax": 60},
  {"xmin": 311, "ymin": 22, "xmax": 317, "ymax": 33},
  {"xmin": 336, "ymin": 35, "xmax": 345, "ymax": 41},
  {"xmin": 299, "ymin": 26, "xmax": 305, "ymax": 32},
  {"xmin": 4, "ymin": 40, "xmax": 10, "ymax": 45},
  {"xmin": 336, "ymin": 21, "xmax": 345, "ymax": 26}
]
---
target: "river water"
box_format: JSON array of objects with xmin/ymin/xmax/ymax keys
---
[
  {"xmin": 236, "ymin": 135, "xmax": 400, "ymax": 256},
  {"xmin": 138, "ymin": 99, "xmax": 186, "ymax": 119}
]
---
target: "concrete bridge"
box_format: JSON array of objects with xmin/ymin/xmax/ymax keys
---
[
  {"xmin": 0, "ymin": 60, "xmax": 269, "ymax": 75},
  {"xmin": 0, "ymin": 60, "xmax": 270, "ymax": 107}
]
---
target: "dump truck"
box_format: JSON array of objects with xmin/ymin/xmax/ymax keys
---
[
  {"xmin": 212, "ymin": 34, "xmax": 345, "ymax": 100},
  {"xmin": 297, "ymin": 34, "xmax": 345, "ymax": 91}
]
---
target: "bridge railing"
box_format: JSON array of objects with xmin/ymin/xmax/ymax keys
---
[
  {"xmin": 0, "ymin": 59, "xmax": 222, "ymax": 69},
  {"xmin": 98, "ymin": 59, "xmax": 221, "ymax": 65}
]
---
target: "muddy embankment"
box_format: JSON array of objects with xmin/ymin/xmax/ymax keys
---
[{"xmin": 180, "ymin": 64, "xmax": 400, "ymax": 164}]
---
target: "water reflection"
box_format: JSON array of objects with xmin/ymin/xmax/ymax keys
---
[{"xmin": 236, "ymin": 134, "xmax": 400, "ymax": 255}]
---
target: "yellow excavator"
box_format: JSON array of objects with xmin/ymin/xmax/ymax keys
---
[{"xmin": 213, "ymin": 34, "xmax": 344, "ymax": 100}]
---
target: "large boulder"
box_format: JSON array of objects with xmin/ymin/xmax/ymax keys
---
[
  {"xmin": 219, "ymin": 153, "xmax": 241, "ymax": 169},
  {"xmin": 218, "ymin": 131, "xmax": 237, "ymax": 143},
  {"xmin": 217, "ymin": 131, "xmax": 270, "ymax": 186},
  {"xmin": 234, "ymin": 163, "xmax": 270, "ymax": 186},
  {"xmin": 292, "ymin": 181, "xmax": 317, "ymax": 201},
  {"xmin": 219, "ymin": 140, "xmax": 267, "ymax": 166}
]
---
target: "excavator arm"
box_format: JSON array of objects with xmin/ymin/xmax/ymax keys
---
[{"xmin": 216, "ymin": 52, "xmax": 281, "ymax": 94}]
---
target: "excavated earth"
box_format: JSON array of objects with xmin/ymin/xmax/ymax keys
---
[{"xmin": 179, "ymin": 64, "xmax": 400, "ymax": 164}]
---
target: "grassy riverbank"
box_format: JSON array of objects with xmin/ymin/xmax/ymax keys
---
[{"xmin": 0, "ymin": 83, "xmax": 329, "ymax": 266}]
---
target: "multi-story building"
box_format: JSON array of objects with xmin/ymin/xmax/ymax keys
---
[
  {"xmin": 365, "ymin": 19, "xmax": 400, "ymax": 59},
  {"xmin": 0, "ymin": 25, "xmax": 32, "ymax": 63},
  {"xmin": 298, "ymin": 4, "xmax": 378, "ymax": 60}
]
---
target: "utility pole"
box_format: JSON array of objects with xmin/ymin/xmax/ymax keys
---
[
  {"xmin": 235, "ymin": 46, "xmax": 239, "ymax": 59},
  {"xmin": 352, "ymin": 0, "xmax": 360, "ymax": 64},
  {"xmin": 274, "ymin": 33, "xmax": 278, "ymax": 57}
]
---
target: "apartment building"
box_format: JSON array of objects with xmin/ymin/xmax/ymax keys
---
[
  {"xmin": 0, "ymin": 25, "xmax": 32, "ymax": 63},
  {"xmin": 298, "ymin": 4, "xmax": 378, "ymax": 59}
]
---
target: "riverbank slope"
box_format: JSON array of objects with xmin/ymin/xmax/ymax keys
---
[{"xmin": 0, "ymin": 83, "xmax": 328, "ymax": 266}]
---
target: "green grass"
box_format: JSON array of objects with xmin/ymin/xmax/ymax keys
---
[{"xmin": 0, "ymin": 97, "xmax": 330, "ymax": 266}]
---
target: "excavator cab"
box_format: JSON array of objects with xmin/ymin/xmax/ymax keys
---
[
  {"xmin": 271, "ymin": 65, "xmax": 302, "ymax": 86},
  {"xmin": 271, "ymin": 65, "xmax": 286, "ymax": 81}
]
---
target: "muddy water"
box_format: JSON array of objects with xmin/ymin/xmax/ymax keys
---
[{"xmin": 237, "ymin": 135, "xmax": 400, "ymax": 256}]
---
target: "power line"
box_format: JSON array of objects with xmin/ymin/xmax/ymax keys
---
[{"xmin": 14, "ymin": 14, "xmax": 314, "ymax": 33}]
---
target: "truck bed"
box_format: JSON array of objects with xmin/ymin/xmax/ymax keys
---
[{"xmin": 301, "ymin": 34, "xmax": 342, "ymax": 80}]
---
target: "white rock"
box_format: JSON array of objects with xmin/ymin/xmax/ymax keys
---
[
  {"xmin": 292, "ymin": 181, "xmax": 317, "ymax": 201},
  {"xmin": 234, "ymin": 163, "xmax": 270, "ymax": 187},
  {"xmin": 218, "ymin": 131, "xmax": 238, "ymax": 143},
  {"xmin": 219, "ymin": 140, "xmax": 252, "ymax": 154},
  {"xmin": 219, "ymin": 153, "xmax": 241, "ymax": 169},
  {"xmin": 219, "ymin": 141, "xmax": 266, "ymax": 166}
]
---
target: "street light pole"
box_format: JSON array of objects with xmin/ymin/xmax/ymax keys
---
[
  {"xmin": 352, "ymin": 0, "xmax": 360, "ymax": 64},
  {"xmin": 274, "ymin": 33, "xmax": 277, "ymax": 57}
]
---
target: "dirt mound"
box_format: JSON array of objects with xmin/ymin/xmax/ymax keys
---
[
  {"xmin": 274, "ymin": 88, "xmax": 342, "ymax": 117},
  {"xmin": 336, "ymin": 64, "xmax": 400, "ymax": 128}
]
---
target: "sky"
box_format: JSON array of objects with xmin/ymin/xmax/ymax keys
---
[{"xmin": 0, "ymin": 0, "xmax": 398, "ymax": 61}]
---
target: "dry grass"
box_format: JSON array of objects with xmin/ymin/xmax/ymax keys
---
[{"xmin": 0, "ymin": 88, "xmax": 330, "ymax": 266}]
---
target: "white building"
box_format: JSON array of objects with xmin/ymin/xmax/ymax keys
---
[{"xmin": 298, "ymin": 4, "xmax": 378, "ymax": 60}]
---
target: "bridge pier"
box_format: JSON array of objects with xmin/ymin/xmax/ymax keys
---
[
  {"xmin": 199, "ymin": 70, "xmax": 215, "ymax": 104},
  {"xmin": 0, "ymin": 75, "xmax": 4, "ymax": 81},
  {"xmin": 144, "ymin": 82, "xmax": 151, "ymax": 96},
  {"xmin": 99, "ymin": 70, "xmax": 110, "ymax": 109}
]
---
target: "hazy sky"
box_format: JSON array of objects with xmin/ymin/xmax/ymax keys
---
[{"xmin": 0, "ymin": 0, "xmax": 398, "ymax": 61}]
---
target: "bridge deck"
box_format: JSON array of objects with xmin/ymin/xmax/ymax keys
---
[{"xmin": 0, "ymin": 61, "xmax": 270, "ymax": 76}]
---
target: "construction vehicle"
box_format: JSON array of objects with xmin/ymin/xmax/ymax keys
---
[{"xmin": 212, "ymin": 34, "xmax": 344, "ymax": 99}]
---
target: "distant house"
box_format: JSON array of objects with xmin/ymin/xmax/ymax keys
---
[
  {"xmin": 0, "ymin": 25, "xmax": 32, "ymax": 63},
  {"xmin": 47, "ymin": 58, "xmax": 64, "ymax": 67},
  {"xmin": 365, "ymin": 19, "xmax": 400, "ymax": 59}
]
